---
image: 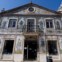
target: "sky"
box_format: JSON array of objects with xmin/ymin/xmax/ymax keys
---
[{"xmin": 0, "ymin": 0, "xmax": 62, "ymax": 12}]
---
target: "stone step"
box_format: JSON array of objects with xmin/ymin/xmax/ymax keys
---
[
  {"xmin": 0, "ymin": 61, "xmax": 13, "ymax": 62},
  {"xmin": 53, "ymin": 60, "xmax": 61, "ymax": 62},
  {"xmin": 24, "ymin": 61, "xmax": 37, "ymax": 62}
]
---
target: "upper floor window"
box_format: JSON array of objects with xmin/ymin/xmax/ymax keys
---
[
  {"xmin": 8, "ymin": 19, "xmax": 16, "ymax": 28},
  {"xmin": 28, "ymin": 7, "xmax": 34, "ymax": 12},
  {"xmin": 46, "ymin": 19, "xmax": 53, "ymax": 28},
  {"xmin": 27, "ymin": 19, "xmax": 35, "ymax": 32}
]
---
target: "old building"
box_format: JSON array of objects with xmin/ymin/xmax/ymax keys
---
[{"xmin": 0, "ymin": 2, "xmax": 62, "ymax": 62}]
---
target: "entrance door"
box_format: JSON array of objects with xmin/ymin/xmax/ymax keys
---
[
  {"xmin": 27, "ymin": 19, "xmax": 35, "ymax": 32},
  {"xmin": 47, "ymin": 40, "xmax": 58, "ymax": 55},
  {"xmin": 24, "ymin": 40, "xmax": 38, "ymax": 61},
  {"xmin": 3, "ymin": 40, "xmax": 14, "ymax": 54}
]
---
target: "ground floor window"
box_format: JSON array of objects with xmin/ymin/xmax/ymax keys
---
[
  {"xmin": 3, "ymin": 40, "xmax": 14, "ymax": 54},
  {"xmin": 47, "ymin": 40, "xmax": 58, "ymax": 55}
]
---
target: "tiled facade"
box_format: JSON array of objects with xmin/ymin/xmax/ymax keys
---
[{"xmin": 0, "ymin": 2, "xmax": 62, "ymax": 62}]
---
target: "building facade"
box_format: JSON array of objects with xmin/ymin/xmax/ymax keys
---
[{"xmin": 0, "ymin": 2, "xmax": 62, "ymax": 62}]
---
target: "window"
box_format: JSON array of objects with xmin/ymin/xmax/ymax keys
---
[
  {"xmin": 27, "ymin": 19, "xmax": 35, "ymax": 32},
  {"xmin": 3, "ymin": 40, "xmax": 14, "ymax": 54},
  {"xmin": 28, "ymin": 7, "xmax": 34, "ymax": 12},
  {"xmin": 8, "ymin": 19, "xmax": 16, "ymax": 27},
  {"xmin": 46, "ymin": 19, "xmax": 53, "ymax": 28},
  {"xmin": 47, "ymin": 40, "xmax": 58, "ymax": 55}
]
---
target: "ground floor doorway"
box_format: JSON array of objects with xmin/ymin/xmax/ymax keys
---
[
  {"xmin": 3, "ymin": 40, "xmax": 14, "ymax": 54},
  {"xmin": 47, "ymin": 40, "xmax": 58, "ymax": 55},
  {"xmin": 24, "ymin": 40, "xmax": 38, "ymax": 61}
]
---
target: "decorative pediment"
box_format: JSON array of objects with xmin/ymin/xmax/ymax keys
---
[
  {"xmin": 14, "ymin": 6, "xmax": 56, "ymax": 15},
  {"xmin": 0, "ymin": 3, "xmax": 60, "ymax": 15},
  {"xmin": 13, "ymin": 3, "xmax": 59, "ymax": 15}
]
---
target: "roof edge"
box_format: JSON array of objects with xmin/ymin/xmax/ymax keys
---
[{"xmin": 0, "ymin": 2, "xmax": 61, "ymax": 15}]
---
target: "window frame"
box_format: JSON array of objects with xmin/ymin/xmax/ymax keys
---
[
  {"xmin": 45, "ymin": 18, "xmax": 54, "ymax": 29},
  {"xmin": 26, "ymin": 18, "xmax": 36, "ymax": 32},
  {"xmin": 28, "ymin": 7, "xmax": 35, "ymax": 12},
  {"xmin": 8, "ymin": 18, "xmax": 17, "ymax": 28}
]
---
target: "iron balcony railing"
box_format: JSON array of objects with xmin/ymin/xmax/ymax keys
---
[
  {"xmin": 22, "ymin": 25, "xmax": 44, "ymax": 32},
  {"xmin": 0, "ymin": 25, "xmax": 62, "ymax": 34},
  {"xmin": 0, "ymin": 25, "xmax": 44, "ymax": 33}
]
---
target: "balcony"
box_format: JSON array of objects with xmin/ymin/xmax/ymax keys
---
[
  {"xmin": 23, "ymin": 25, "xmax": 43, "ymax": 32},
  {"xmin": 0, "ymin": 25, "xmax": 62, "ymax": 35},
  {"xmin": 22, "ymin": 25, "xmax": 44, "ymax": 36},
  {"xmin": 45, "ymin": 29, "xmax": 62, "ymax": 35},
  {"xmin": 0, "ymin": 25, "xmax": 44, "ymax": 34}
]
